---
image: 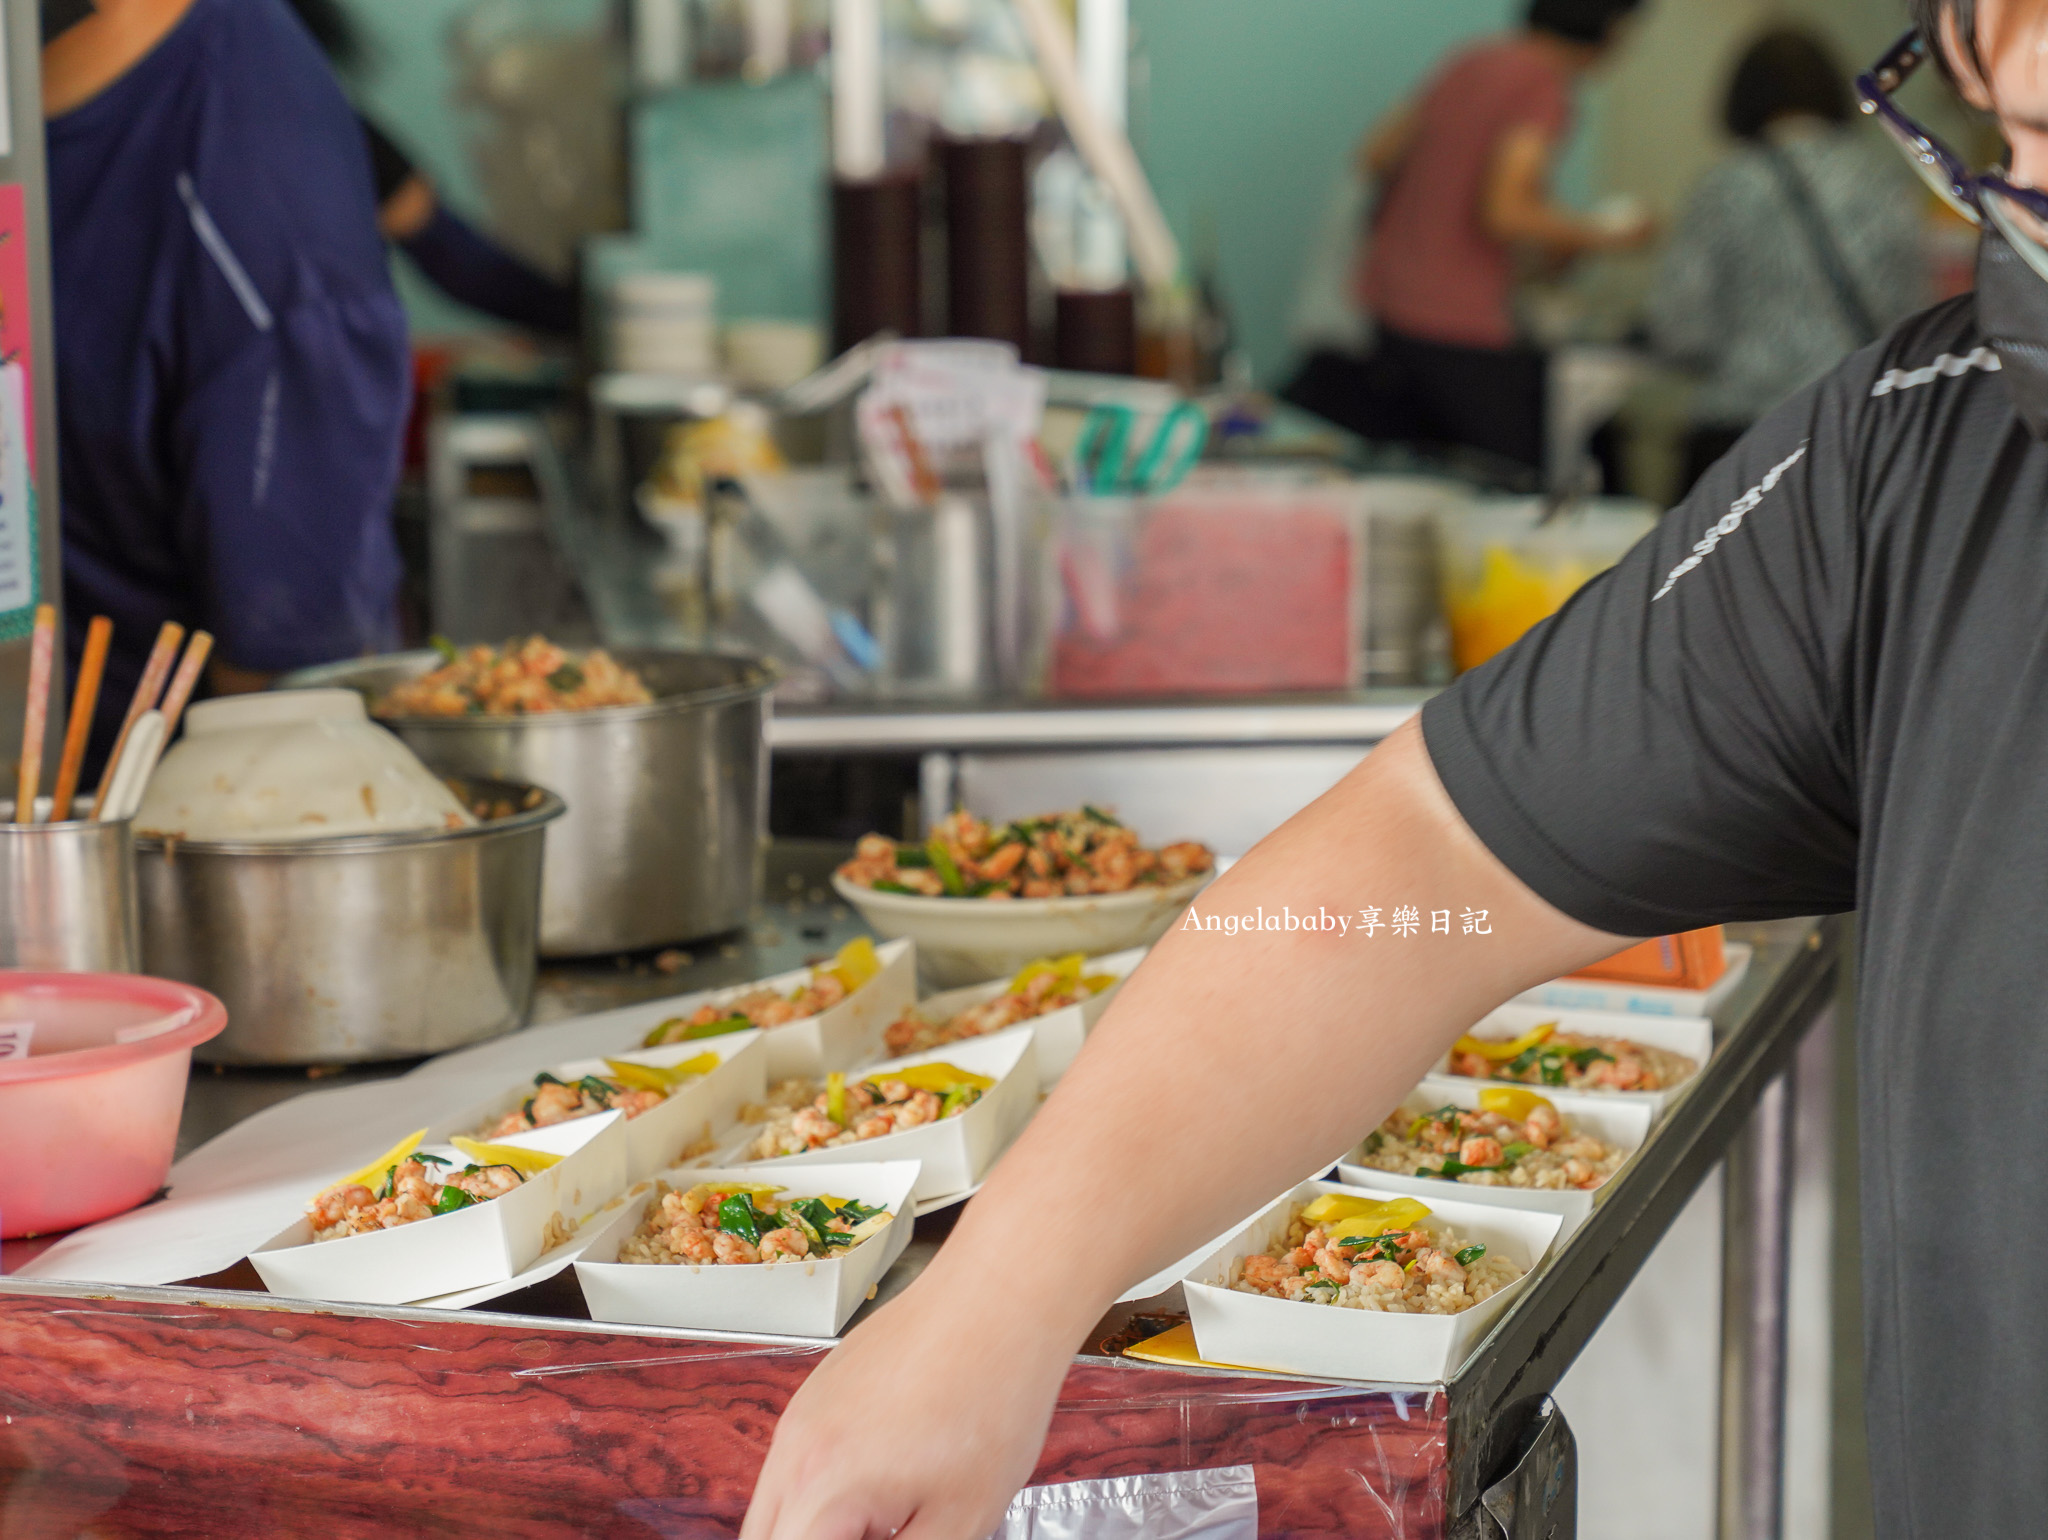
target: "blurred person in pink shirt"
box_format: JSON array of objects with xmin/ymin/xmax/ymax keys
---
[{"xmin": 1288, "ymin": 1, "xmax": 1654, "ymax": 473}]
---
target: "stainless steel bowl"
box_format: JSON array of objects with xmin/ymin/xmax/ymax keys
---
[
  {"xmin": 136, "ymin": 776, "xmax": 563, "ymax": 1065},
  {"xmin": 284, "ymin": 649, "xmax": 774, "ymax": 956}
]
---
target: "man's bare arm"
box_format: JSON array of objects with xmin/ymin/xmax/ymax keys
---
[{"xmin": 744, "ymin": 720, "xmax": 1633, "ymax": 1540}]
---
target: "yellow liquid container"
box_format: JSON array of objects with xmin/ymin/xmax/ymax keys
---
[{"xmin": 1437, "ymin": 500, "xmax": 1658, "ymax": 673}]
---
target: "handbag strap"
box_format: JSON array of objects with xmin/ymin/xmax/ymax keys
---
[{"xmin": 1762, "ymin": 143, "xmax": 1881, "ymax": 345}]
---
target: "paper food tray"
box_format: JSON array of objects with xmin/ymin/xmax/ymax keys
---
[
  {"xmin": 693, "ymin": 938, "xmax": 917, "ymax": 1082},
  {"xmin": 249, "ymin": 1111, "xmax": 631, "ymax": 1308},
  {"xmin": 1182, "ymin": 1178, "xmax": 1562, "ymax": 1385},
  {"xmin": 1434, "ymin": 1003, "xmax": 1713, "ymax": 1118},
  {"xmin": 1514, "ymin": 943, "xmax": 1753, "ymax": 1019},
  {"xmin": 907, "ymin": 945, "xmax": 1144, "ymax": 1090},
  {"xmin": 1335, "ymin": 1076, "xmax": 1653, "ymax": 1233},
  {"xmin": 724, "ymin": 1027, "xmax": 1037, "ymax": 1201},
  {"xmin": 445, "ymin": 1031, "xmax": 769, "ymax": 1183},
  {"xmin": 575, "ymin": 1161, "xmax": 919, "ymax": 1337},
  {"xmin": 402, "ymin": 938, "xmax": 916, "ymax": 1088}
]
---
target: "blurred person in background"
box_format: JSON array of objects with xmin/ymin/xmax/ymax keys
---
[
  {"xmin": 41, "ymin": 0, "xmax": 409, "ymax": 765},
  {"xmin": 1649, "ymin": 28, "xmax": 1930, "ymax": 492},
  {"xmin": 287, "ymin": 0, "xmax": 579, "ymax": 337},
  {"xmin": 1286, "ymin": 0, "xmax": 1655, "ymax": 473}
]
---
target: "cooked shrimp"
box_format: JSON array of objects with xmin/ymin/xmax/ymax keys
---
[
  {"xmin": 1241, "ymin": 1255, "xmax": 1296, "ymax": 1292},
  {"xmin": 1458, "ymin": 1137, "xmax": 1504, "ymax": 1167},
  {"xmin": 713, "ymin": 1233, "xmax": 761, "ymax": 1265},
  {"xmin": 1354, "ymin": 1260, "xmax": 1408, "ymax": 1291},
  {"xmin": 759, "ymin": 1228, "xmax": 810, "ymax": 1263},
  {"xmin": 1414, "ymin": 1249, "xmax": 1467, "ymax": 1286},
  {"xmin": 1524, "ymin": 1103, "xmax": 1563, "ymax": 1148},
  {"xmin": 670, "ymin": 1228, "xmax": 718, "ymax": 1263}
]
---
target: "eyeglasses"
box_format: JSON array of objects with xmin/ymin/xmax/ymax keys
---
[{"xmin": 1856, "ymin": 29, "xmax": 2048, "ymax": 281}]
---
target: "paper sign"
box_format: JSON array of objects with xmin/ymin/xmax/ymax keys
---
[
  {"xmin": 0, "ymin": 1020, "xmax": 31, "ymax": 1060},
  {"xmin": 0, "ymin": 183, "xmax": 37, "ymax": 640}
]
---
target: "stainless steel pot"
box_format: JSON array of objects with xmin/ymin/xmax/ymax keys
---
[
  {"xmin": 285, "ymin": 650, "xmax": 774, "ymax": 956},
  {"xmin": 136, "ymin": 777, "xmax": 563, "ymax": 1065}
]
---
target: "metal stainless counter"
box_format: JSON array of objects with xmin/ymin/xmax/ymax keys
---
[{"xmin": 1, "ymin": 842, "xmax": 1845, "ymax": 1538}]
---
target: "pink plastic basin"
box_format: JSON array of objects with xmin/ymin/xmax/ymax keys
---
[{"xmin": 0, "ymin": 972, "xmax": 226, "ymax": 1238}]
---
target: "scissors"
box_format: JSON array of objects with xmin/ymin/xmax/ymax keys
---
[{"xmin": 1070, "ymin": 401, "xmax": 1208, "ymax": 495}]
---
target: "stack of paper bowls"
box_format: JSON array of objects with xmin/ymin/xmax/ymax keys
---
[{"xmin": 611, "ymin": 271, "xmax": 717, "ymax": 377}]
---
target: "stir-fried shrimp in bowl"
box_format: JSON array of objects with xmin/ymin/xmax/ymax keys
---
[{"xmin": 838, "ymin": 806, "xmax": 1213, "ymax": 900}]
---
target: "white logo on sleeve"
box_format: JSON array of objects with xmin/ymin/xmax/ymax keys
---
[
  {"xmin": 1868, "ymin": 346, "xmax": 1999, "ymax": 396},
  {"xmin": 1651, "ymin": 444, "xmax": 1808, "ymax": 602}
]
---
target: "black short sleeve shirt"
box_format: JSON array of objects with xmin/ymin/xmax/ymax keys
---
[{"xmin": 1423, "ymin": 273, "xmax": 2047, "ymax": 1536}]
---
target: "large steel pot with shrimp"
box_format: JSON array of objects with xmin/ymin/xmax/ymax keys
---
[
  {"xmin": 137, "ymin": 776, "xmax": 563, "ymax": 1064},
  {"xmin": 285, "ymin": 649, "xmax": 775, "ymax": 957}
]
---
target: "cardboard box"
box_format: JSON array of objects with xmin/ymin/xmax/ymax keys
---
[
  {"xmin": 445, "ymin": 1031, "xmax": 769, "ymax": 1183},
  {"xmin": 1571, "ymin": 927, "xmax": 1726, "ymax": 990},
  {"xmin": 1336, "ymin": 1077, "xmax": 1652, "ymax": 1233},
  {"xmin": 1182, "ymin": 1178, "xmax": 1562, "ymax": 1385},
  {"xmin": 726, "ymin": 1027, "xmax": 1038, "ymax": 1202},
  {"xmin": 1435, "ymin": 1003, "xmax": 1713, "ymax": 1119},
  {"xmin": 906, "ymin": 945, "xmax": 1145, "ymax": 1090},
  {"xmin": 1515, "ymin": 943, "xmax": 1751, "ymax": 1018},
  {"xmin": 574, "ymin": 1161, "xmax": 919, "ymax": 1336},
  {"xmin": 249, "ymin": 1111, "xmax": 631, "ymax": 1307}
]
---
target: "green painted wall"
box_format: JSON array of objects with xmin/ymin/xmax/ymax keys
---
[{"xmin": 1129, "ymin": 0, "xmax": 1522, "ymax": 385}]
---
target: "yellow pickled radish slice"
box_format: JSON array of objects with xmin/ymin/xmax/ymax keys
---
[
  {"xmin": 844, "ymin": 1210, "xmax": 894, "ymax": 1243},
  {"xmin": 331, "ymin": 1129, "xmax": 426, "ymax": 1193},
  {"xmin": 1478, "ymin": 1086, "xmax": 1556, "ymax": 1122},
  {"xmin": 603, "ymin": 1052, "xmax": 718, "ymax": 1093},
  {"xmin": 680, "ymin": 1181, "xmax": 784, "ymax": 1216},
  {"xmin": 1081, "ymin": 973, "xmax": 1118, "ymax": 994},
  {"xmin": 1300, "ymin": 1193, "xmax": 1432, "ymax": 1243},
  {"xmin": 826, "ymin": 1071, "xmax": 849, "ymax": 1125},
  {"xmin": 877, "ymin": 1062, "xmax": 995, "ymax": 1093},
  {"xmin": 1007, "ymin": 952, "xmax": 1086, "ymax": 994},
  {"xmin": 825, "ymin": 936, "xmax": 882, "ymax": 993},
  {"xmin": 449, "ymin": 1136, "xmax": 564, "ymax": 1175},
  {"xmin": 1454, "ymin": 1019, "xmax": 1557, "ymax": 1063}
]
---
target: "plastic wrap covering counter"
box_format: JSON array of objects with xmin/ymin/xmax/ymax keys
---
[{"xmin": 0, "ymin": 1292, "xmax": 1450, "ymax": 1536}]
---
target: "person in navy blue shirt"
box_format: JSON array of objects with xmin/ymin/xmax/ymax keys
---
[{"xmin": 41, "ymin": 0, "xmax": 409, "ymax": 765}]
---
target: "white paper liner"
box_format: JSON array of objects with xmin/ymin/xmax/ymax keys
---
[
  {"xmin": 574, "ymin": 1160, "xmax": 920, "ymax": 1337},
  {"xmin": 904, "ymin": 944, "xmax": 1144, "ymax": 1089},
  {"xmin": 1433, "ymin": 1003, "xmax": 1713, "ymax": 1118},
  {"xmin": 444, "ymin": 1031, "xmax": 769, "ymax": 1183},
  {"xmin": 722, "ymin": 1026, "xmax": 1038, "ymax": 1201},
  {"xmin": 1181, "ymin": 1178, "xmax": 1562, "ymax": 1385},
  {"xmin": 1335, "ymin": 1076, "xmax": 1653, "ymax": 1234},
  {"xmin": 248, "ymin": 1110, "xmax": 632, "ymax": 1307}
]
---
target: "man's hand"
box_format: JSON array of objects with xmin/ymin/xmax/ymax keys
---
[{"xmin": 742, "ymin": 721, "xmax": 1629, "ymax": 1537}]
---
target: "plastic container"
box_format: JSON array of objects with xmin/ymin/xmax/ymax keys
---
[
  {"xmin": 1030, "ymin": 478, "xmax": 1367, "ymax": 698},
  {"xmin": 0, "ymin": 972, "xmax": 227, "ymax": 1237},
  {"xmin": 1436, "ymin": 498, "xmax": 1657, "ymax": 673}
]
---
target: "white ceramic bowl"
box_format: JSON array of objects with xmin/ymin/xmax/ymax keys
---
[
  {"xmin": 137, "ymin": 689, "xmax": 473, "ymax": 842},
  {"xmin": 831, "ymin": 872, "xmax": 1211, "ymax": 989}
]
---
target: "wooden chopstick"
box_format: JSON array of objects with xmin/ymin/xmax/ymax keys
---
[
  {"xmin": 49, "ymin": 615, "xmax": 112, "ymax": 822},
  {"xmin": 157, "ymin": 630, "xmax": 213, "ymax": 740},
  {"xmin": 15, "ymin": 603, "xmax": 55, "ymax": 823},
  {"xmin": 96, "ymin": 620, "xmax": 183, "ymax": 810}
]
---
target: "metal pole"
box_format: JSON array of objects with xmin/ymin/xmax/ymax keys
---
[{"xmin": 1716, "ymin": 1053, "xmax": 1801, "ymax": 1540}]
